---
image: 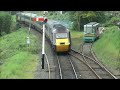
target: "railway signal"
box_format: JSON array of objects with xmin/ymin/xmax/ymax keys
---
[
  {"xmin": 41, "ymin": 17, "xmax": 48, "ymax": 69},
  {"xmin": 33, "ymin": 17, "xmax": 48, "ymax": 23},
  {"xmin": 33, "ymin": 16, "xmax": 48, "ymax": 69},
  {"xmin": 29, "ymin": 15, "xmax": 48, "ymax": 69},
  {"xmin": 42, "ymin": 24, "xmax": 45, "ymax": 69},
  {"xmin": 33, "ymin": 17, "xmax": 44, "ymax": 21}
]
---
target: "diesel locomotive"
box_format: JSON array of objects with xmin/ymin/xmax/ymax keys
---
[
  {"xmin": 83, "ymin": 22, "xmax": 100, "ymax": 42},
  {"xmin": 16, "ymin": 12, "xmax": 71, "ymax": 52}
]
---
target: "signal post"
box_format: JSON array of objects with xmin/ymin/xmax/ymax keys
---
[
  {"xmin": 42, "ymin": 22, "xmax": 45, "ymax": 69},
  {"xmin": 33, "ymin": 16, "xmax": 48, "ymax": 69}
]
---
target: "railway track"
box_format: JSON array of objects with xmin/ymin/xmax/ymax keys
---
[
  {"xmin": 70, "ymin": 48, "xmax": 117, "ymax": 79},
  {"xmin": 19, "ymin": 21, "xmax": 118, "ymax": 79},
  {"xmin": 81, "ymin": 43, "xmax": 95, "ymax": 59},
  {"xmin": 82, "ymin": 43, "xmax": 117, "ymax": 79},
  {"xmin": 45, "ymin": 53, "xmax": 51, "ymax": 79},
  {"xmin": 22, "ymin": 22, "xmax": 79, "ymax": 79},
  {"xmin": 55, "ymin": 53, "xmax": 79, "ymax": 79}
]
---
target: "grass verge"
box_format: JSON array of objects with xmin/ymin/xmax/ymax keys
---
[
  {"xmin": 70, "ymin": 30, "xmax": 84, "ymax": 50},
  {"xmin": 0, "ymin": 28, "xmax": 41, "ymax": 79},
  {"xmin": 92, "ymin": 26, "xmax": 120, "ymax": 75}
]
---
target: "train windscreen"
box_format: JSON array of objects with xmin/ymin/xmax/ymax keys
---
[
  {"xmin": 56, "ymin": 33, "xmax": 68, "ymax": 39},
  {"xmin": 85, "ymin": 27, "xmax": 94, "ymax": 33}
]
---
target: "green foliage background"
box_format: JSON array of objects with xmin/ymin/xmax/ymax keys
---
[{"xmin": 0, "ymin": 11, "xmax": 14, "ymax": 36}]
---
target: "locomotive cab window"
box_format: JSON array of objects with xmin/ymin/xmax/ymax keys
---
[
  {"xmin": 85, "ymin": 27, "xmax": 94, "ymax": 33},
  {"xmin": 56, "ymin": 33, "xmax": 68, "ymax": 39}
]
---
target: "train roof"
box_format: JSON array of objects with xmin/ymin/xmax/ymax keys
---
[
  {"xmin": 47, "ymin": 20, "xmax": 59, "ymax": 25},
  {"xmin": 24, "ymin": 13, "xmax": 37, "ymax": 17},
  {"xmin": 47, "ymin": 20, "xmax": 69, "ymax": 33},
  {"xmin": 35, "ymin": 16, "xmax": 44, "ymax": 18},
  {"xmin": 16, "ymin": 12, "xmax": 25, "ymax": 15},
  {"xmin": 53, "ymin": 26, "xmax": 68, "ymax": 33},
  {"xmin": 53, "ymin": 24, "xmax": 66, "ymax": 30},
  {"xmin": 16, "ymin": 12, "xmax": 37, "ymax": 18},
  {"xmin": 47, "ymin": 20, "xmax": 65, "ymax": 28},
  {"xmin": 84, "ymin": 22, "xmax": 99, "ymax": 27}
]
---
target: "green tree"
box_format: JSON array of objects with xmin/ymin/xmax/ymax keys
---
[
  {"xmin": 69, "ymin": 11, "xmax": 82, "ymax": 31},
  {"xmin": 70, "ymin": 11, "xmax": 106, "ymax": 31},
  {"xmin": 4, "ymin": 14, "xmax": 12, "ymax": 34},
  {"xmin": 0, "ymin": 11, "xmax": 13, "ymax": 36}
]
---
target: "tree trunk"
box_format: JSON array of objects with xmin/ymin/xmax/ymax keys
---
[
  {"xmin": 77, "ymin": 17, "xmax": 80, "ymax": 31},
  {"xmin": 77, "ymin": 12, "xmax": 81, "ymax": 31}
]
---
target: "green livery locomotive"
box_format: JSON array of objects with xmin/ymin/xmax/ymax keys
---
[{"xmin": 83, "ymin": 22, "xmax": 100, "ymax": 42}]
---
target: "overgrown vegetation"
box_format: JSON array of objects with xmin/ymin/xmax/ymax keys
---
[
  {"xmin": 0, "ymin": 11, "xmax": 15, "ymax": 36},
  {"xmin": 104, "ymin": 17, "xmax": 120, "ymax": 27},
  {"xmin": 70, "ymin": 30, "xmax": 84, "ymax": 50},
  {"xmin": 0, "ymin": 52, "xmax": 38, "ymax": 79},
  {"xmin": 45, "ymin": 12, "xmax": 70, "ymax": 21},
  {"xmin": 0, "ymin": 28, "xmax": 41, "ymax": 79},
  {"xmin": 68, "ymin": 11, "xmax": 107, "ymax": 31},
  {"xmin": 92, "ymin": 26, "xmax": 120, "ymax": 74}
]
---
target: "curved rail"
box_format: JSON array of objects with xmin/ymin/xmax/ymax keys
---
[
  {"xmin": 91, "ymin": 49, "xmax": 118, "ymax": 79},
  {"xmin": 83, "ymin": 43, "xmax": 117, "ymax": 79},
  {"xmin": 69, "ymin": 52, "xmax": 101, "ymax": 79},
  {"xmin": 70, "ymin": 48, "xmax": 117, "ymax": 79}
]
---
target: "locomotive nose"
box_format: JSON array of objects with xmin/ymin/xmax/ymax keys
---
[{"xmin": 55, "ymin": 38, "xmax": 70, "ymax": 52}]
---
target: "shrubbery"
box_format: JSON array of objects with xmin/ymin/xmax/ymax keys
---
[
  {"xmin": 0, "ymin": 11, "xmax": 13, "ymax": 36},
  {"xmin": 0, "ymin": 28, "xmax": 40, "ymax": 78},
  {"xmin": 45, "ymin": 12, "xmax": 70, "ymax": 21},
  {"xmin": 104, "ymin": 17, "xmax": 120, "ymax": 27},
  {"xmin": 93, "ymin": 26, "xmax": 120, "ymax": 73}
]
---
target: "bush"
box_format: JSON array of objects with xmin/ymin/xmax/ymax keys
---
[
  {"xmin": 0, "ymin": 11, "xmax": 13, "ymax": 36},
  {"xmin": 104, "ymin": 17, "xmax": 120, "ymax": 27}
]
